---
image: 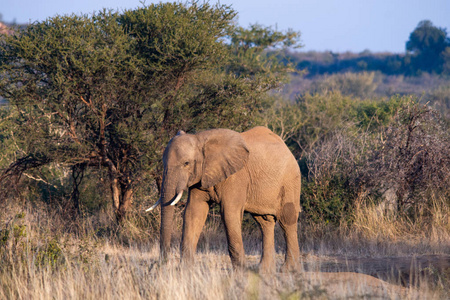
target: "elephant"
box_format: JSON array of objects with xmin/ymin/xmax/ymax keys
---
[{"xmin": 146, "ymin": 126, "xmax": 301, "ymax": 273}]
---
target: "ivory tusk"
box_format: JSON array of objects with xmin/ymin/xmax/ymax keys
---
[
  {"xmin": 170, "ymin": 192, "xmax": 183, "ymax": 206},
  {"xmin": 145, "ymin": 197, "xmax": 161, "ymax": 212},
  {"xmin": 145, "ymin": 191, "xmax": 183, "ymax": 212}
]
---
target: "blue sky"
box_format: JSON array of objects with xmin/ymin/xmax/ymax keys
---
[{"xmin": 1, "ymin": 0, "xmax": 449, "ymax": 53}]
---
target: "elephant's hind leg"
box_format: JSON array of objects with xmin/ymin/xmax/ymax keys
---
[
  {"xmin": 253, "ymin": 214, "xmax": 276, "ymax": 273},
  {"xmin": 279, "ymin": 203, "xmax": 300, "ymax": 272}
]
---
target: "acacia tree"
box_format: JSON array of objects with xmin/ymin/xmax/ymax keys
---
[{"xmin": 0, "ymin": 3, "xmax": 300, "ymax": 221}]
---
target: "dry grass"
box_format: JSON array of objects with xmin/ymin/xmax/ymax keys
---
[
  {"xmin": 350, "ymin": 200, "xmax": 450, "ymax": 253},
  {"xmin": 0, "ymin": 243, "xmax": 434, "ymax": 300},
  {"xmin": 0, "ymin": 199, "xmax": 449, "ymax": 299}
]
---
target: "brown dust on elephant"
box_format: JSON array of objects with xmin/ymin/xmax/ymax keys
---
[{"xmin": 146, "ymin": 126, "xmax": 301, "ymax": 273}]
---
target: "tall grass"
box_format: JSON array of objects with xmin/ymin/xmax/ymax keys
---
[
  {"xmin": 296, "ymin": 198, "xmax": 449, "ymax": 258},
  {"xmin": 0, "ymin": 238, "xmax": 432, "ymax": 300},
  {"xmin": 1, "ymin": 197, "xmax": 448, "ymax": 299}
]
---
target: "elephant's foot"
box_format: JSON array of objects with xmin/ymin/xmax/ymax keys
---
[
  {"xmin": 229, "ymin": 255, "xmax": 246, "ymax": 271},
  {"xmin": 180, "ymin": 244, "xmax": 196, "ymax": 264},
  {"xmin": 280, "ymin": 260, "xmax": 300, "ymax": 273},
  {"xmin": 179, "ymin": 254, "xmax": 195, "ymax": 267},
  {"xmin": 259, "ymin": 261, "xmax": 276, "ymax": 274},
  {"xmin": 231, "ymin": 260, "xmax": 246, "ymax": 271}
]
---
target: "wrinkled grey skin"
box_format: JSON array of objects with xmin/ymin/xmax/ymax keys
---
[{"xmin": 158, "ymin": 126, "xmax": 301, "ymax": 273}]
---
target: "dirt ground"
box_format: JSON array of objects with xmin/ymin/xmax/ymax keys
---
[
  {"xmin": 303, "ymin": 254, "xmax": 450, "ymax": 298},
  {"xmin": 302, "ymin": 254, "xmax": 450, "ymax": 286},
  {"xmin": 241, "ymin": 253, "xmax": 450, "ymax": 298}
]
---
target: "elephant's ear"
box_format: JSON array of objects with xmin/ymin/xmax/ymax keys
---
[{"xmin": 201, "ymin": 129, "xmax": 249, "ymax": 189}]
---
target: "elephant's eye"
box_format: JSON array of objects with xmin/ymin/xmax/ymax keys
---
[{"xmin": 184, "ymin": 161, "xmax": 190, "ymax": 166}]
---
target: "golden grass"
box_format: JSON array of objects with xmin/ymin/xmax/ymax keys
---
[
  {"xmin": 1, "ymin": 242, "xmax": 434, "ymax": 300},
  {"xmin": 0, "ymin": 198, "xmax": 449, "ymax": 299},
  {"xmin": 349, "ymin": 198, "xmax": 450, "ymax": 255}
]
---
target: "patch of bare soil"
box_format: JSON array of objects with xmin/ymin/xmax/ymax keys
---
[
  {"xmin": 246, "ymin": 269, "xmax": 413, "ymax": 299},
  {"xmin": 302, "ymin": 272, "xmax": 413, "ymax": 299},
  {"xmin": 302, "ymin": 254, "xmax": 450, "ymax": 287},
  {"xmin": 235, "ymin": 253, "xmax": 446, "ymax": 298},
  {"xmin": 243, "ymin": 253, "xmax": 449, "ymax": 298}
]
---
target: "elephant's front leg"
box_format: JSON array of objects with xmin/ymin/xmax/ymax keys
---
[
  {"xmin": 221, "ymin": 204, "xmax": 245, "ymax": 269},
  {"xmin": 181, "ymin": 189, "xmax": 210, "ymax": 264}
]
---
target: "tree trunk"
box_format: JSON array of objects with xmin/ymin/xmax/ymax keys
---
[
  {"xmin": 111, "ymin": 177, "xmax": 121, "ymax": 214},
  {"xmin": 71, "ymin": 164, "xmax": 85, "ymax": 216},
  {"xmin": 110, "ymin": 173, "xmax": 134, "ymax": 223},
  {"xmin": 117, "ymin": 186, "xmax": 133, "ymax": 222}
]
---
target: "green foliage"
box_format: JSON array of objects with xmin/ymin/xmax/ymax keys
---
[
  {"xmin": 406, "ymin": 20, "xmax": 448, "ymax": 54},
  {"xmin": 119, "ymin": 2, "xmax": 235, "ymax": 77},
  {"xmin": 441, "ymin": 46, "xmax": 450, "ymax": 75},
  {"xmin": 0, "ymin": 107, "xmax": 22, "ymax": 171},
  {"xmin": 302, "ymin": 175, "xmax": 354, "ymax": 225},
  {"xmin": 228, "ymin": 24, "xmax": 300, "ymax": 82},
  {"xmin": 265, "ymin": 91, "xmax": 403, "ymax": 159},
  {"xmin": 351, "ymin": 96, "xmax": 404, "ymax": 130},
  {"xmin": 0, "ymin": 10, "xmax": 144, "ymax": 215},
  {"xmin": 286, "ymin": 50, "xmax": 408, "ymax": 76},
  {"xmin": 0, "ymin": 212, "xmax": 27, "ymax": 263},
  {"xmin": 0, "ymin": 228, "xmax": 8, "ymax": 247},
  {"xmin": 35, "ymin": 238, "xmax": 65, "ymax": 268},
  {"xmin": 406, "ymin": 20, "xmax": 449, "ymax": 73},
  {"xmin": 262, "ymin": 96, "xmax": 304, "ymax": 143}
]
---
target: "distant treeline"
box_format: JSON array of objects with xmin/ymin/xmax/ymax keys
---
[
  {"xmin": 282, "ymin": 20, "xmax": 450, "ymax": 77},
  {"xmin": 283, "ymin": 51, "xmax": 407, "ymax": 76}
]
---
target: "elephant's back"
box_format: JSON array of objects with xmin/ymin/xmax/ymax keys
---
[
  {"xmin": 241, "ymin": 126, "xmax": 284, "ymax": 144},
  {"xmin": 241, "ymin": 127, "xmax": 295, "ymax": 164},
  {"xmin": 240, "ymin": 127, "xmax": 301, "ymax": 214}
]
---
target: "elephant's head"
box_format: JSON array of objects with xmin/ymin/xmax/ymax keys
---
[{"xmin": 147, "ymin": 129, "xmax": 249, "ymax": 259}]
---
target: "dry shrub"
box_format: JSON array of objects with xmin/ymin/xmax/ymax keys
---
[
  {"xmin": 301, "ymin": 131, "xmax": 360, "ymax": 225},
  {"xmin": 301, "ymin": 98, "xmax": 450, "ymax": 226},
  {"xmin": 311, "ymin": 72, "xmax": 379, "ymax": 98},
  {"xmin": 363, "ymin": 100, "xmax": 450, "ymax": 216},
  {"xmin": 427, "ymin": 84, "xmax": 450, "ymax": 121}
]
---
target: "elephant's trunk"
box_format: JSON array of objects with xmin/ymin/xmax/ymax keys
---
[
  {"xmin": 159, "ymin": 175, "xmax": 178, "ymax": 261},
  {"xmin": 160, "ymin": 198, "xmax": 174, "ymax": 261},
  {"xmin": 160, "ymin": 191, "xmax": 184, "ymax": 260}
]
